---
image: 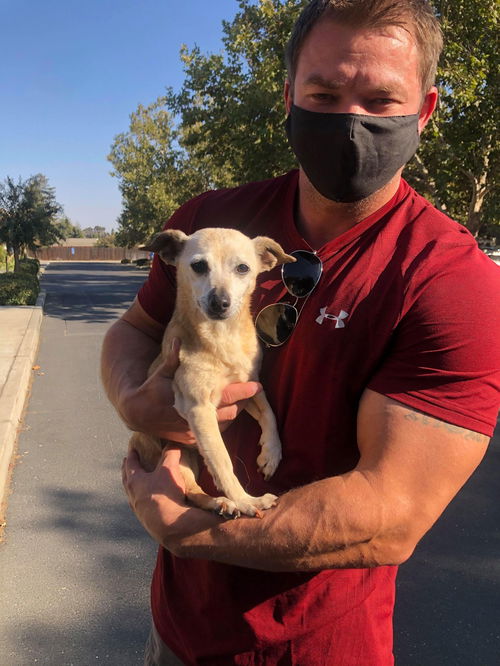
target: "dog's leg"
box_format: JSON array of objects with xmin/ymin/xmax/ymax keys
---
[
  {"xmin": 129, "ymin": 431, "xmax": 163, "ymax": 472},
  {"xmin": 245, "ymin": 391, "xmax": 282, "ymax": 480},
  {"xmin": 179, "ymin": 447, "xmax": 242, "ymax": 518},
  {"xmin": 185, "ymin": 402, "xmax": 278, "ymax": 518}
]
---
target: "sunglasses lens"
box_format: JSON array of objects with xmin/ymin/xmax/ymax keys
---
[
  {"xmin": 255, "ymin": 303, "xmax": 298, "ymax": 347},
  {"xmin": 282, "ymin": 251, "xmax": 322, "ymax": 298}
]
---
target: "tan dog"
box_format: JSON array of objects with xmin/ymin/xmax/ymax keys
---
[{"xmin": 129, "ymin": 227, "xmax": 295, "ymax": 518}]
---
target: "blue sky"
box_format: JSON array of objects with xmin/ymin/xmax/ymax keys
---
[{"xmin": 0, "ymin": 0, "xmax": 245, "ymax": 231}]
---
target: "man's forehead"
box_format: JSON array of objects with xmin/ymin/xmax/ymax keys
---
[{"xmin": 295, "ymin": 21, "xmax": 419, "ymax": 90}]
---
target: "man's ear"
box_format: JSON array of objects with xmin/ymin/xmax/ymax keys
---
[
  {"xmin": 142, "ymin": 229, "xmax": 188, "ymax": 265},
  {"xmin": 418, "ymin": 86, "xmax": 438, "ymax": 134},
  {"xmin": 253, "ymin": 237, "xmax": 296, "ymax": 272},
  {"xmin": 284, "ymin": 79, "xmax": 293, "ymax": 114}
]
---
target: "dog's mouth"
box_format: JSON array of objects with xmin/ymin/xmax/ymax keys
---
[{"xmin": 206, "ymin": 310, "xmax": 231, "ymax": 321}]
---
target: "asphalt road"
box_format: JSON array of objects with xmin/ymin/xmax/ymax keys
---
[
  {"xmin": 0, "ymin": 263, "xmax": 157, "ymax": 665},
  {"xmin": 0, "ymin": 261, "xmax": 499, "ymax": 665}
]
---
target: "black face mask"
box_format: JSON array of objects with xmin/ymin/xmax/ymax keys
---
[{"xmin": 285, "ymin": 104, "xmax": 420, "ymax": 203}]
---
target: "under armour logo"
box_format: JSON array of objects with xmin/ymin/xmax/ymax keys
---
[{"xmin": 316, "ymin": 308, "xmax": 350, "ymax": 328}]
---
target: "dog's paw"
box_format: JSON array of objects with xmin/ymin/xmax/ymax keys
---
[
  {"xmin": 212, "ymin": 493, "xmax": 278, "ymax": 519},
  {"xmin": 212, "ymin": 497, "xmax": 241, "ymax": 519},
  {"xmin": 257, "ymin": 444, "xmax": 282, "ymax": 480},
  {"xmin": 232, "ymin": 493, "xmax": 279, "ymax": 519}
]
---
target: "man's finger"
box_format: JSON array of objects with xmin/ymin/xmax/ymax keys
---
[
  {"xmin": 158, "ymin": 446, "xmax": 182, "ymax": 469},
  {"xmin": 219, "ymin": 381, "xmax": 262, "ymax": 407},
  {"xmin": 155, "ymin": 337, "xmax": 181, "ymax": 379}
]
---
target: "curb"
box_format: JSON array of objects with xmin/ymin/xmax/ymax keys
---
[{"xmin": 0, "ymin": 289, "xmax": 46, "ymax": 520}]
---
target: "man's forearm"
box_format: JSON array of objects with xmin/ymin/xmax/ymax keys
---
[
  {"xmin": 167, "ymin": 470, "xmax": 409, "ymax": 571},
  {"xmin": 101, "ymin": 318, "xmax": 161, "ymax": 418}
]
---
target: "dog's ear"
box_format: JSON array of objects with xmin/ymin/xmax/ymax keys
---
[
  {"xmin": 253, "ymin": 237, "xmax": 296, "ymax": 272},
  {"xmin": 142, "ymin": 229, "xmax": 188, "ymax": 265}
]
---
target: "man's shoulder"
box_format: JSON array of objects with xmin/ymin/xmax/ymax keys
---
[
  {"xmin": 398, "ymin": 180, "xmax": 479, "ymax": 251},
  {"xmin": 167, "ymin": 171, "xmax": 298, "ymax": 233}
]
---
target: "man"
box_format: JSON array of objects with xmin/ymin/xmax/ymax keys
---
[{"xmin": 102, "ymin": 1, "xmax": 500, "ymax": 664}]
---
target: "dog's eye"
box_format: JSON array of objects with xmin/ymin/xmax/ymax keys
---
[
  {"xmin": 191, "ymin": 260, "xmax": 209, "ymax": 275},
  {"xmin": 236, "ymin": 264, "xmax": 250, "ymax": 274}
]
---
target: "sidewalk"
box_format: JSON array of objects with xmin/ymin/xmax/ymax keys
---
[{"xmin": 0, "ymin": 290, "xmax": 46, "ymax": 522}]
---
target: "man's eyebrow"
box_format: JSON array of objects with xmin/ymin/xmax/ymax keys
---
[
  {"xmin": 304, "ymin": 74, "xmax": 343, "ymax": 90},
  {"xmin": 303, "ymin": 73, "xmax": 405, "ymax": 97}
]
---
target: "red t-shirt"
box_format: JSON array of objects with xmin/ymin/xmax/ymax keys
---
[{"xmin": 138, "ymin": 170, "xmax": 500, "ymax": 665}]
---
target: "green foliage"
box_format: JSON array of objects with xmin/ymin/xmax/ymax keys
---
[
  {"xmin": 82, "ymin": 225, "xmax": 107, "ymax": 238},
  {"xmin": 0, "ymin": 271, "xmax": 39, "ymax": 305},
  {"xmin": 109, "ymin": 0, "xmax": 498, "ymax": 241},
  {"xmin": 109, "ymin": 1, "xmax": 305, "ymax": 245},
  {"xmin": 54, "ymin": 215, "xmax": 83, "ymax": 239},
  {"xmin": 17, "ymin": 257, "xmax": 40, "ymax": 277},
  {"xmin": 166, "ymin": 0, "xmax": 304, "ymax": 188},
  {"xmin": 95, "ymin": 231, "xmax": 117, "ymax": 247},
  {"xmin": 0, "ymin": 174, "xmax": 63, "ymax": 270},
  {"xmin": 406, "ymin": 0, "xmax": 499, "ymax": 234},
  {"xmin": 108, "ymin": 100, "xmax": 191, "ymax": 247}
]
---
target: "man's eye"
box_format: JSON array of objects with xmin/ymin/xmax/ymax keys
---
[
  {"xmin": 236, "ymin": 264, "xmax": 250, "ymax": 274},
  {"xmin": 311, "ymin": 93, "xmax": 336, "ymax": 102},
  {"xmin": 191, "ymin": 260, "xmax": 209, "ymax": 274}
]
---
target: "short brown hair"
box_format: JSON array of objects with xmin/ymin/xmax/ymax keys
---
[{"xmin": 285, "ymin": 0, "xmax": 443, "ymax": 94}]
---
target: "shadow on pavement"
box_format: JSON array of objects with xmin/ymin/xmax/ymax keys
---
[
  {"xmin": 3, "ymin": 485, "xmax": 156, "ymax": 665},
  {"xmin": 394, "ymin": 425, "xmax": 500, "ymax": 665},
  {"xmin": 41, "ymin": 263, "xmax": 149, "ymax": 325}
]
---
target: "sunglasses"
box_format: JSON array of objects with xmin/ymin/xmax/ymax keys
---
[{"xmin": 255, "ymin": 250, "xmax": 323, "ymax": 347}]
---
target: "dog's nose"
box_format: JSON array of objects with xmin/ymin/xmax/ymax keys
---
[{"xmin": 207, "ymin": 288, "xmax": 231, "ymax": 318}]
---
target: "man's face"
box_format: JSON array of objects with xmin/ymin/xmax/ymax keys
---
[{"xmin": 285, "ymin": 19, "xmax": 435, "ymax": 133}]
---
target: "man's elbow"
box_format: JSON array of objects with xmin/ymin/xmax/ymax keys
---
[
  {"xmin": 368, "ymin": 511, "xmax": 437, "ymax": 566},
  {"xmin": 368, "ymin": 534, "xmax": 417, "ymax": 567}
]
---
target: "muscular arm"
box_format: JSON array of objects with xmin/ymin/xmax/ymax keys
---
[{"xmin": 123, "ymin": 389, "xmax": 489, "ymax": 570}]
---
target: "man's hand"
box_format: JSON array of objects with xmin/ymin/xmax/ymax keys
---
[
  {"xmin": 122, "ymin": 446, "xmax": 219, "ymax": 551},
  {"xmin": 119, "ymin": 337, "xmax": 262, "ymax": 444}
]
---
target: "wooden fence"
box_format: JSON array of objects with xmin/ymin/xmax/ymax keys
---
[{"xmin": 28, "ymin": 246, "xmax": 151, "ymax": 262}]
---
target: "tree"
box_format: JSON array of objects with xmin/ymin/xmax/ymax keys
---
[
  {"xmin": 406, "ymin": 0, "xmax": 499, "ymax": 236},
  {"xmin": 165, "ymin": 0, "xmax": 303, "ymax": 188},
  {"xmin": 108, "ymin": 1, "xmax": 305, "ymax": 246},
  {"xmin": 0, "ymin": 174, "xmax": 63, "ymax": 271},
  {"xmin": 109, "ymin": 0, "xmax": 498, "ymax": 240},
  {"xmin": 108, "ymin": 99, "xmax": 205, "ymax": 247},
  {"xmin": 54, "ymin": 215, "xmax": 83, "ymax": 239},
  {"xmin": 81, "ymin": 225, "xmax": 107, "ymax": 238},
  {"xmin": 95, "ymin": 231, "xmax": 117, "ymax": 247}
]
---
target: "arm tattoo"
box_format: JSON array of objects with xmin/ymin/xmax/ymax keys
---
[{"xmin": 403, "ymin": 411, "xmax": 488, "ymax": 443}]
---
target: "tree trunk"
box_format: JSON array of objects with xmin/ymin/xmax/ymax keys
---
[
  {"xmin": 465, "ymin": 170, "xmax": 488, "ymax": 237},
  {"xmin": 13, "ymin": 247, "xmax": 21, "ymax": 273}
]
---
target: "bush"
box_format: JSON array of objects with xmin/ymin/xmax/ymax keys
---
[
  {"xmin": 17, "ymin": 257, "xmax": 40, "ymax": 276},
  {"xmin": 0, "ymin": 272, "xmax": 39, "ymax": 305}
]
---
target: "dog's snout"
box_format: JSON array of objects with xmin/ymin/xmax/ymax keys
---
[{"xmin": 207, "ymin": 288, "xmax": 231, "ymax": 318}]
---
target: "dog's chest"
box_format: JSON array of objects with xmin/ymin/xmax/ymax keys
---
[{"xmin": 212, "ymin": 334, "xmax": 260, "ymax": 382}]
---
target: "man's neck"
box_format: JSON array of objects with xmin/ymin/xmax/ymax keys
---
[{"xmin": 295, "ymin": 170, "xmax": 401, "ymax": 250}]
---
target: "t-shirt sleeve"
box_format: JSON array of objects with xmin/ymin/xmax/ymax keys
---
[
  {"xmin": 368, "ymin": 244, "xmax": 500, "ymax": 436},
  {"xmin": 136, "ymin": 193, "xmax": 211, "ymax": 326}
]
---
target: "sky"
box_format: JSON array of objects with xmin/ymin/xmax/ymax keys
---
[{"xmin": 0, "ymin": 0, "xmax": 246, "ymax": 232}]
